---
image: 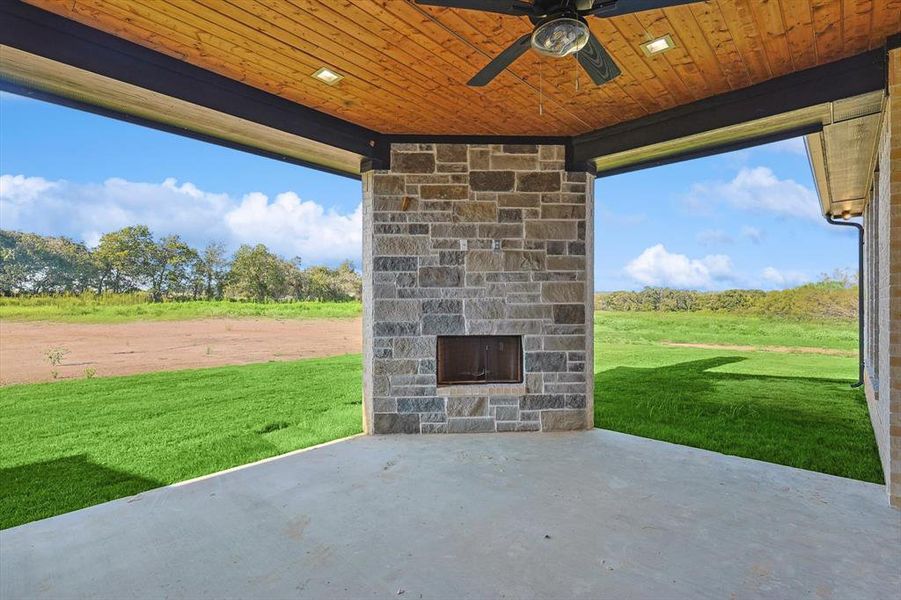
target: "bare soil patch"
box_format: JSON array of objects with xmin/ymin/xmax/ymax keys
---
[
  {"xmin": 0, "ymin": 318, "xmax": 362, "ymax": 386},
  {"xmin": 660, "ymin": 341, "xmax": 855, "ymax": 357}
]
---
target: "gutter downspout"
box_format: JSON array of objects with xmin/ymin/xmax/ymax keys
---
[{"xmin": 826, "ymin": 215, "xmax": 864, "ymax": 388}]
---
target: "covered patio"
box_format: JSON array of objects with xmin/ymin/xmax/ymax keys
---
[
  {"xmin": 6, "ymin": 0, "xmax": 896, "ymax": 494},
  {"xmin": 2, "ymin": 430, "xmax": 899, "ymax": 598},
  {"xmin": 1, "ymin": 1, "xmax": 900, "ymax": 597}
]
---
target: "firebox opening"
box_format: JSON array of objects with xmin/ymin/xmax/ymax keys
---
[{"xmin": 436, "ymin": 335, "xmax": 523, "ymax": 386}]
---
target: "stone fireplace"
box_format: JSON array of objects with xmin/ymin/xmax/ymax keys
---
[
  {"xmin": 362, "ymin": 143, "xmax": 594, "ymax": 434},
  {"xmin": 436, "ymin": 335, "xmax": 522, "ymax": 386}
]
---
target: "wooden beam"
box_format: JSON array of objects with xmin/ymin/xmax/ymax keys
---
[
  {"xmin": 571, "ymin": 48, "xmax": 887, "ymax": 172},
  {"xmin": 0, "ymin": 0, "xmax": 382, "ymax": 175}
]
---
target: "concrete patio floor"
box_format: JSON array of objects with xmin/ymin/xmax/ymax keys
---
[{"xmin": 2, "ymin": 430, "xmax": 899, "ymax": 599}]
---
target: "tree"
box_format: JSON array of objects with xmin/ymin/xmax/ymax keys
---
[
  {"xmin": 195, "ymin": 242, "xmax": 230, "ymax": 300},
  {"xmin": 283, "ymin": 256, "xmax": 306, "ymax": 300},
  {"xmin": 92, "ymin": 226, "xmax": 155, "ymax": 293},
  {"xmin": 146, "ymin": 234, "xmax": 198, "ymax": 301},
  {"xmin": 296, "ymin": 260, "xmax": 361, "ymax": 301},
  {"xmin": 0, "ymin": 230, "xmax": 95, "ymax": 295},
  {"xmin": 224, "ymin": 244, "xmax": 288, "ymax": 302},
  {"xmin": 818, "ymin": 268, "xmax": 857, "ymax": 289},
  {"xmin": 0, "ymin": 225, "xmax": 365, "ymax": 304},
  {"xmin": 334, "ymin": 260, "xmax": 362, "ymax": 300},
  {"xmin": 303, "ymin": 265, "xmax": 337, "ymax": 301},
  {"xmin": 0, "ymin": 231, "xmax": 25, "ymax": 295}
]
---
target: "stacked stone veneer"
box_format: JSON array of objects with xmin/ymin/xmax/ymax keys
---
[{"xmin": 362, "ymin": 143, "xmax": 594, "ymax": 434}]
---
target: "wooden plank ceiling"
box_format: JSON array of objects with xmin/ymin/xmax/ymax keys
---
[{"xmin": 24, "ymin": 0, "xmax": 901, "ymax": 136}]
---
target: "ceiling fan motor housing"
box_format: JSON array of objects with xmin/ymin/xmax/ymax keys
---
[{"xmin": 530, "ymin": 13, "xmax": 591, "ymax": 58}]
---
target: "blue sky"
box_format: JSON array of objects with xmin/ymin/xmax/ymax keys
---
[{"xmin": 0, "ymin": 91, "xmax": 857, "ymax": 291}]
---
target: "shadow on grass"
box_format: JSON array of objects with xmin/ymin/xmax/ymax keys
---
[
  {"xmin": 596, "ymin": 357, "xmax": 883, "ymax": 483},
  {"xmin": 0, "ymin": 455, "xmax": 161, "ymax": 530}
]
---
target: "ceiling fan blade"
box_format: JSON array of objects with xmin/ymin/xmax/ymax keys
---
[
  {"xmin": 468, "ymin": 33, "xmax": 533, "ymax": 87},
  {"xmin": 414, "ymin": 0, "xmax": 537, "ymax": 16},
  {"xmin": 576, "ymin": 32, "xmax": 621, "ymax": 85},
  {"xmin": 583, "ymin": 0, "xmax": 704, "ymax": 18}
]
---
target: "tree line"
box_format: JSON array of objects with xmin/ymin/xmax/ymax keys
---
[
  {"xmin": 0, "ymin": 227, "xmax": 361, "ymax": 302},
  {"xmin": 596, "ymin": 272, "xmax": 858, "ymax": 321}
]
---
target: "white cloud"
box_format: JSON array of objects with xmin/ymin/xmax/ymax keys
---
[
  {"xmin": 696, "ymin": 229, "xmax": 733, "ymax": 246},
  {"xmin": 761, "ymin": 267, "xmax": 809, "ymax": 289},
  {"xmin": 0, "ymin": 174, "xmax": 57, "ymax": 202},
  {"xmin": 225, "ymin": 191, "xmax": 362, "ymax": 262},
  {"xmin": 624, "ymin": 244, "xmax": 734, "ymax": 290},
  {"xmin": 740, "ymin": 226, "xmax": 764, "ymax": 244},
  {"xmin": 0, "ymin": 174, "xmax": 362, "ymax": 265},
  {"xmin": 685, "ymin": 166, "xmax": 820, "ymax": 221}
]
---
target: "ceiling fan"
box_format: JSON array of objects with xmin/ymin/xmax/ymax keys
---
[{"xmin": 415, "ymin": 0, "xmax": 703, "ymax": 87}]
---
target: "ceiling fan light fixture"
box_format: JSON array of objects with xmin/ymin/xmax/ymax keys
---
[{"xmin": 530, "ymin": 17, "xmax": 590, "ymax": 58}]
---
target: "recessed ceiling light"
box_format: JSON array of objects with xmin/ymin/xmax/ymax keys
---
[
  {"xmin": 312, "ymin": 67, "xmax": 343, "ymax": 85},
  {"xmin": 640, "ymin": 35, "xmax": 675, "ymax": 56}
]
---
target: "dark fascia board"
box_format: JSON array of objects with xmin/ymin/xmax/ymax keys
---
[
  {"xmin": 571, "ymin": 48, "xmax": 887, "ymax": 171},
  {"xmin": 888, "ymin": 33, "xmax": 900, "ymax": 50},
  {"xmin": 0, "ymin": 0, "xmax": 380, "ymax": 174}
]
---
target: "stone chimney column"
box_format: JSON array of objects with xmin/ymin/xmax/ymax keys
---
[{"xmin": 362, "ymin": 143, "xmax": 594, "ymax": 434}]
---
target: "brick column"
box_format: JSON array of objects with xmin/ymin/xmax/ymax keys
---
[{"xmin": 362, "ymin": 143, "xmax": 594, "ymax": 434}]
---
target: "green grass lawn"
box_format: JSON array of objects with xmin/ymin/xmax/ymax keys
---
[
  {"xmin": 595, "ymin": 311, "xmax": 881, "ymax": 484},
  {"xmin": 597, "ymin": 310, "xmax": 858, "ymax": 350},
  {"xmin": 0, "ymin": 296, "xmax": 362, "ymax": 323},
  {"xmin": 0, "ymin": 355, "xmax": 363, "ymax": 529},
  {"xmin": 0, "ymin": 310, "xmax": 882, "ymax": 529}
]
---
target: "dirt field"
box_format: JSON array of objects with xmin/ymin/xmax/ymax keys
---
[{"xmin": 0, "ymin": 318, "xmax": 363, "ymax": 386}]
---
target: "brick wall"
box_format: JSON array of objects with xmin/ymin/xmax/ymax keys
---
[
  {"xmin": 864, "ymin": 47, "xmax": 901, "ymax": 508},
  {"xmin": 361, "ymin": 143, "xmax": 594, "ymax": 434},
  {"xmin": 888, "ymin": 47, "xmax": 901, "ymax": 508}
]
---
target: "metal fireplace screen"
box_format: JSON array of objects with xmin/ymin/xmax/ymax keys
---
[{"xmin": 436, "ymin": 335, "xmax": 523, "ymax": 385}]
